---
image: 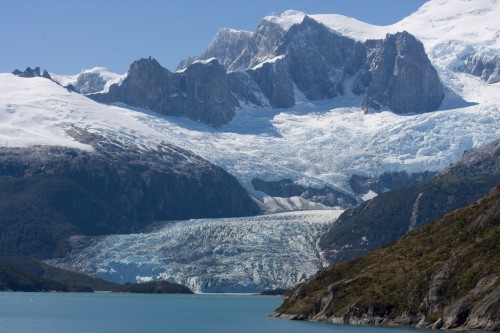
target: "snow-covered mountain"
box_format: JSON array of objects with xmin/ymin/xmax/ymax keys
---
[
  {"xmin": 1, "ymin": 0, "xmax": 500, "ymax": 292},
  {"xmin": 51, "ymin": 67, "xmax": 125, "ymax": 94},
  {"xmin": 112, "ymin": 17, "xmax": 444, "ymax": 122}
]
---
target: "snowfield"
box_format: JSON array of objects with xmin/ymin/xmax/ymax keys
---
[
  {"xmin": 51, "ymin": 210, "xmax": 342, "ymax": 293},
  {"xmin": 0, "ymin": 0, "xmax": 498, "ymax": 199},
  {"xmin": 0, "ymin": 70, "xmax": 498, "ymax": 198}
]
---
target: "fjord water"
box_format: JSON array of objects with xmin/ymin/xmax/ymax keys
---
[{"xmin": 0, "ymin": 293, "xmax": 457, "ymax": 333}]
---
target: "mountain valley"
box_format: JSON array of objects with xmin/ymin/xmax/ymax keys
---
[{"xmin": 0, "ymin": 1, "xmax": 498, "ymax": 328}]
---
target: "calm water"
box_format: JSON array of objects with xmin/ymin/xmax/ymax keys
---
[{"xmin": 0, "ymin": 292, "xmax": 457, "ymax": 333}]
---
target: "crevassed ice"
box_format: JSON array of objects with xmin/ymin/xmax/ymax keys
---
[{"xmin": 51, "ymin": 210, "xmax": 342, "ymax": 293}]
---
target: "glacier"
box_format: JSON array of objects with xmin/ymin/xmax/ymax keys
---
[
  {"xmin": 1, "ymin": 1, "xmax": 499, "ymax": 203},
  {"xmin": 1, "ymin": 72, "xmax": 498, "ymax": 203},
  {"xmin": 50, "ymin": 210, "xmax": 342, "ymax": 293}
]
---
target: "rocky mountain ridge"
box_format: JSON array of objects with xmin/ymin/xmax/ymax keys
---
[
  {"xmin": 12, "ymin": 66, "xmax": 52, "ymax": 80},
  {"xmin": 0, "ymin": 128, "xmax": 259, "ymax": 258},
  {"xmin": 93, "ymin": 14, "xmax": 443, "ymax": 126},
  {"xmin": 92, "ymin": 57, "xmax": 240, "ymax": 127}
]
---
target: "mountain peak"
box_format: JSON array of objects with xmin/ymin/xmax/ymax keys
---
[{"xmin": 263, "ymin": 10, "xmax": 306, "ymax": 31}]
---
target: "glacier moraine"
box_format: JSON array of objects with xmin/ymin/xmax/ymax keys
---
[{"xmin": 51, "ymin": 210, "xmax": 342, "ymax": 293}]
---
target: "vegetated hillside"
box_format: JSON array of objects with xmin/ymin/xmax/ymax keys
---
[
  {"xmin": 0, "ymin": 257, "xmax": 192, "ymax": 294},
  {"xmin": 275, "ymin": 184, "xmax": 500, "ymax": 331},
  {"xmin": 0, "ymin": 256, "xmax": 115, "ymax": 292},
  {"xmin": 319, "ymin": 138, "xmax": 500, "ymax": 264},
  {"xmin": 0, "ymin": 129, "xmax": 260, "ymax": 258}
]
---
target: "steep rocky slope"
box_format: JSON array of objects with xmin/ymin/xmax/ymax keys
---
[
  {"xmin": 0, "ymin": 129, "xmax": 259, "ymax": 258},
  {"xmin": 274, "ymin": 184, "xmax": 500, "ymax": 331},
  {"xmin": 458, "ymin": 55, "xmax": 500, "ymax": 84},
  {"xmin": 319, "ymin": 138, "xmax": 500, "ymax": 264},
  {"xmin": 95, "ymin": 15, "xmax": 443, "ymax": 127},
  {"xmin": 92, "ymin": 57, "xmax": 239, "ymax": 127}
]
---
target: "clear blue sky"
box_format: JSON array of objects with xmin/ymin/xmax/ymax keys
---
[{"xmin": 0, "ymin": 0, "xmax": 427, "ymax": 74}]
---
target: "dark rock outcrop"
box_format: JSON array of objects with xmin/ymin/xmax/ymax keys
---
[
  {"xmin": 274, "ymin": 184, "xmax": 500, "ymax": 331},
  {"xmin": 458, "ymin": 54, "xmax": 500, "ymax": 84},
  {"xmin": 102, "ymin": 15, "xmax": 444, "ymax": 127},
  {"xmin": 252, "ymin": 178, "xmax": 358, "ymax": 208},
  {"xmin": 91, "ymin": 57, "xmax": 240, "ymax": 127},
  {"xmin": 247, "ymin": 60, "xmax": 295, "ymax": 108},
  {"xmin": 12, "ymin": 66, "xmax": 52, "ymax": 80},
  {"xmin": 0, "ymin": 128, "xmax": 260, "ymax": 258},
  {"xmin": 319, "ymin": 138, "xmax": 500, "ymax": 264},
  {"xmin": 120, "ymin": 281, "xmax": 193, "ymax": 294},
  {"xmin": 227, "ymin": 71, "xmax": 266, "ymax": 106},
  {"xmin": 180, "ymin": 15, "xmax": 444, "ymax": 116},
  {"xmin": 349, "ymin": 171, "xmax": 437, "ymax": 195},
  {"xmin": 0, "ymin": 256, "xmax": 193, "ymax": 293},
  {"xmin": 278, "ymin": 16, "xmax": 365, "ymax": 101},
  {"xmin": 360, "ymin": 32, "xmax": 444, "ymax": 113}
]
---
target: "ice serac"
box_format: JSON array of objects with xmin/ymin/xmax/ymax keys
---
[
  {"xmin": 360, "ymin": 31, "xmax": 444, "ymax": 113},
  {"xmin": 52, "ymin": 210, "xmax": 342, "ymax": 293},
  {"xmin": 252, "ymin": 178, "xmax": 359, "ymax": 208},
  {"xmin": 92, "ymin": 57, "xmax": 240, "ymax": 127}
]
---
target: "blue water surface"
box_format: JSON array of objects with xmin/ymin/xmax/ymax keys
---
[{"xmin": 0, "ymin": 292, "xmax": 450, "ymax": 333}]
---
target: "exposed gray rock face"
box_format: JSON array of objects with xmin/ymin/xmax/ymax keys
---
[
  {"xmin": 349, "ymin": 171, "xmax": 437, "ymax": 195},
  {"xmin": 458, "ymin": 54, "xmax": 500, "ymax": 84},
  {"xmin": 184, "ymin": 28, "xmax": 253, "ymax": 70},
  {"xmin": 227, "ymin": 71, "xmax": 266, "ymax": 106},
  {"xmin": 279, "ymin": 16, "xmax": 365, "ymax": 101},
  {"xmin": 12, "ymin": 66, "xmax": 52, "ymax": 80},
  {"xmin": 179, "ymin": 20, "xmax": 287, "ymax": 72},
  {"xmin": 99, "ymin": 16, "xmax": 444, "ymax": 126},
  {"xmin": 92, "ymin": 57, "xmax": 240, "ymax": 127},
  {"xmin": 360, "ymin": 32, "xmax": 444, "ymax": 113},
  {"xmin": 251, "ymin": 178, "xmax": 359, "ymax": 208},
  {"xmin": 0, "ymin": 128, "xmax": 260, "ymax": 258},
  {"xmin": 183, "ymin": 16, "xmax": 443, "ymax": 115},
  {"xmin": 247, "ymin": 60, "xmax": 295, "ymax": 108}
]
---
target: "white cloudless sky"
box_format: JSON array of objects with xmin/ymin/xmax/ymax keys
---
[{"xmin": 0, "ymin": 0, "xmax": 427, "ymax": 74}]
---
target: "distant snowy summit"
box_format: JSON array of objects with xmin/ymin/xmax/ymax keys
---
[{"xmin": 51, "ymin": 67, "xmax": 126, "ymax": 94}]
